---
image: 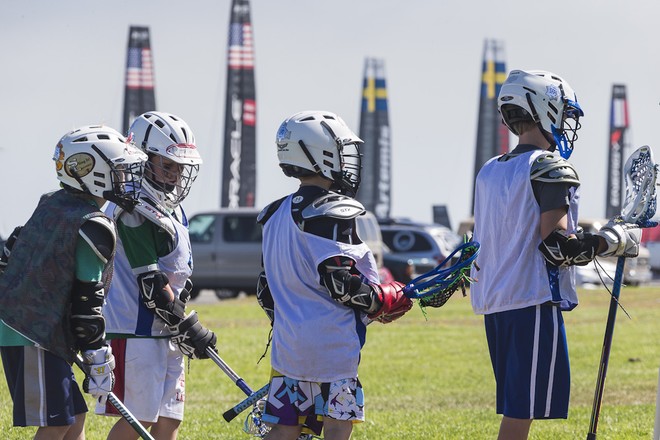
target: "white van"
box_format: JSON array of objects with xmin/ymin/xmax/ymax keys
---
[{"xmin": 355, "ymin": 211, "xmax": 384, "ymax": 268}]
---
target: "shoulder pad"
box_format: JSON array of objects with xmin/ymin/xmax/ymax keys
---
[
  {"xmin": 301, "ymin": 192, "xmax": 365, "ymax": 220},
  {"xmin": 530, "ymin": 153, "xmax": 580, "ymax": 186},
  {"xmin": 258, "ymin": 197, "xmax": 286, "ymax": 226},
  {"xmin": 79, "ymin": 216, "xmax": 116, "ymax": 264},
  {"xmin": 133, "ymin": 198, "xmax": 177, "ymax": 240}
]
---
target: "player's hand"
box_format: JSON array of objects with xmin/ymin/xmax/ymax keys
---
[
  {"xmin": 368, "ymin": 282, "xmax": 413, "ymax": 324},
  {"xmin": 169, "ymin": 311, "xmax": 217, "ymax": 359},
  {"xmin": 81, "ymin": 345, "xmax": 115, "ymax": 404},
  {"xmin": 598, "ymin": 217, "xmax": 642, "ymax": 258}
]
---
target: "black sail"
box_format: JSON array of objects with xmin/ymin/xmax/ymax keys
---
[
  {"xmin": 605, "ymin": 84, "xmax": 629, "ymax": 218},
  {"xmin": 122, "ymin": 26, "xmax": 156, "ymax": 134},
  {"xmin": 221, "ymin": 0, "xmax": 257, "ymax": 208},
  {"xmin": 358, "ymin": 58, "xmax": 391, "ymax": 219},
  {"xmin": 471, "ymin": 39, "xmax": 508, "ymax": 214}
]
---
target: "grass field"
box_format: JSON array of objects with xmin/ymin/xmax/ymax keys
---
[{"xmin": 1, "ymin": 285, "xmax": 660, "ymax": 439}]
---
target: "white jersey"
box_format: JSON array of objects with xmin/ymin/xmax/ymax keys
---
[
  {"xmin": 103, "ymin": 201, "xmax": 193, "ymax": 336},
  {"xmin": 471, "ymin": 150, "xmax": 579, "ymax": 315},
  {"xmin": 263, "ymin": 195, "xmax": 379, "ymax": 382}
]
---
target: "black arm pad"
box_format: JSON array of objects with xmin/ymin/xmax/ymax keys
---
[
  {"xmin": 538, "ymin": 229, "xmax": 600, "ymax": 267},
  {"xmin": 318, "ymin": 256, "xmax": 378, "ymax": 313},
  {"xmin": 70, "ymin": 279, "xmax": 106, "ymax": 350},
  {"xmin": 137, "ymin": 271, "xmax": 186, "ymax": 325}
]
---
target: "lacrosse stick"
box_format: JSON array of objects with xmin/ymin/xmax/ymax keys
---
[
  {"xmin": 587, "ymin": 145, "xmax": 658, "ymax": 440},
  {"xmin": 403, "ymin": 239, "xmax": 480, "ymax": 308},
  {"xmin": 73, "ymin": 356, "xmax": 155, "ymax": 440},
  {"xmin": 205, "ymin": 347, "xmax": 270, "ymax": 422}
]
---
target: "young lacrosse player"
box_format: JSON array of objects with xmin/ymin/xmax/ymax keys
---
[
  {"xmin": 470, "ymin": 69, "xmax": 642, "ymax": 440},
  {"xmin": 0, "ymin": 125, "xmax": 147, "ymax": 439},
  {"xmin": 256, "ymin": 110, "xmax": 413, "ymax": 440},
  {"xmin": 96, "ymin": 112, "xmax": 216, "ymax": 440}
]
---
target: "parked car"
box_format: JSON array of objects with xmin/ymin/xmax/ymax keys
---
[
  {"xmin": 188, "ymin": 208, "xmax": 386, "ymax": 300},
  {"xmin": 188, "ymin": 208, "xmax": 263, "ymax": 300},
  {"xmin": 378, "ymin": 218, "xmax": 462, "ymax": 264},
  {"xmin": 382, "ymin": 249, "xmax": 437, "ymax": 284},
  {"xmin": 457, "ymin": 216, "xmax": 652, "ymax": 287}
]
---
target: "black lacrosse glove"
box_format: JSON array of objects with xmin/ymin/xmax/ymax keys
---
[
  {"xmin": 0, "ymin": 225, "xmax": 23, "ymax": 273},
  {"xmin": 169, "ymin": 310, "xmax": 217, "ymax": 359}
]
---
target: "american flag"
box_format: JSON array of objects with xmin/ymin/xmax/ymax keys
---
[
  {"xmin": 126, "ymin": 47, "xmax": 155, "ymax": 89},
  {"xmin": 228, "ymin": 23, "xmax": 254, "ymax": 69}
]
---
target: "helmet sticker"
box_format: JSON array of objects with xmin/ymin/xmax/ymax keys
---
[
  {"xmin": 166, "ymin": 143, "xmax": 198, "ymax": 159},
  {"xmin": 545, "ymin": 85, "xmax": 560, "ymax": 102},
  {"xmin": 276, "ymin": 122, "xmax": 291, "ymax": 148},
  {"xmin": 53, "ymin": 142, "xmax": 65, "ymax": 171},
  {"xmin": 64, "ymin": 153, "xmax": 95, "ymax": 178}
]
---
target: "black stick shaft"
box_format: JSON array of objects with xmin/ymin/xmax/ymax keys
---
[{"xmin": 586, "ymin": 256, "xmax": 626, "ymax": 439}]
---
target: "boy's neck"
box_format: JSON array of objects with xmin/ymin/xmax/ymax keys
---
[
  {"xmin": 518, "ymin": 126, "xmax": 552, "ymax": 150},
  {"xmin": 298, "ymin": 174, "xmax": 333, "ymax": 190}
]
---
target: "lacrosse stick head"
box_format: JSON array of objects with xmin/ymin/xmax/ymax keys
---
[
  {"xmin": 404, "ymin": 240, "xmax": 480, "ymax": 308},
  {"xmin": 243, "ymin": 398, "xmax": 270, "ymax": 437},
  {"xmin": 621, "ymin": 145, "xmax": 658, "ymax": 227}
]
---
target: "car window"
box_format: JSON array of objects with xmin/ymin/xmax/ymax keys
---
[
  {"xmin": 223, "ymin": 215, "xmax": 262, "ymax": 243},
  {"xmin": 381, "ymin": 230, "xmax": 434, "ymax": 252},
  {"xmin": 188, "ymin": 214, "xmax": 216, "ymax": 243}
]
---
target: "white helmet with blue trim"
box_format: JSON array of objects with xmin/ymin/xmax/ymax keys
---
[{"xmin": 498, "ymin": 69, "xmax": 584, "ymax": 159}]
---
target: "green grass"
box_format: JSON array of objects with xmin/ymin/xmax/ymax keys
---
[{"xmin": 2, "ymin": 286, "xmax": 660, "ymax": 439}]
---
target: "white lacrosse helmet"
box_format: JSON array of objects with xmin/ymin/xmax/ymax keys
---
[
  {"xmin": 276, "ymin": 110, "xmax": 363, "ymax": 197},
  {"xmin": 129, "ymin": 111, "xmax": 203, "ymax": 210},
  {"xmin": 498, "ymin": 69, "xmax": 584, "ymax": 159},
  {"xmin": 53, "ymin": 125, "xmax": 148, "ymax": 211}
]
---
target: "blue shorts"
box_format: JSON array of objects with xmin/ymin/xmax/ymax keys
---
[
  {"xmin": 262, "ymin": 372, "xmax": 364, "ymax": 436},
  {"xmin": 0, "ymin": 345, "xmax": 87, "ymax": 427},
  {"xmin": 485, "ymin": 303, "xmax": 570, "ymax": 420}
]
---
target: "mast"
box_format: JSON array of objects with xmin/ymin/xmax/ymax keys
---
[
  {"xmin": 471, "ymin": 39, "xmax": 508, "ymax": 215},
  {"xmin": 358, "ymin": 57, "xmax": 391, "ymax": 219},
  {"xmin": 122, "ymin": 26, "xmax": 156, "ymax": 134},
  {"xmin": 605, "ymin": 84, "xmax": 629, "ymax": 219},
  {"xmin": 220, "ymin": 0, "xmax": 257, "ymax": 208}
]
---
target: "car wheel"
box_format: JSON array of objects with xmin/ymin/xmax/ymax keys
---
[{"xmin": 215, "ymin": 289, "xmax": 239, "ymax": 300}]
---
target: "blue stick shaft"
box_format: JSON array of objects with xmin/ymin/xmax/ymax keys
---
[
  {"xmin": 223, "ymin": 383, "xmax": 270, "ymax": 422},
  {"xmin": 587, "ymin": 256, "xmax": 626, "ymax": 439}
]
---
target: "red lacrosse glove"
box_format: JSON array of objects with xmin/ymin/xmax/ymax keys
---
[{"xmin": 368, "ymin": 281, "xmax": 413, "ymax": 324}]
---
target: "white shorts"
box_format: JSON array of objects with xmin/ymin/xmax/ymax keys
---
[{"xmin": 96, "ymin": 337, "xmax": 185, "ymax": 422}]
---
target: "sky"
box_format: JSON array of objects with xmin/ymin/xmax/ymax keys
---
[{"xmin": 2, "ymin": 0, "xmax": 660, "ymax": 237}]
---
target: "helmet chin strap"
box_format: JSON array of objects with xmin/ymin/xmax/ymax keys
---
[{"xmin": 297, "ymin": 140, "xmax": 322, "ymax": 174}]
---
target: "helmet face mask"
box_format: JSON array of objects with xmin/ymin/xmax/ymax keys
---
[
  {"xmin": 144, "ymin": 154, "xmax": 199, "ymax": 209},
  {"xmin": 331, "ymin": 140, "xmax": 362, "ymax": 197},
  {"xmin": 53, "ymin": 125, "xmax": 148, "ymax": 211},
  {"xmin": 129, "ymin": 111, "xmax": 202, "ymax": 210},
  {"xmin": 498, "ymin": 70, "xmax": 584, "ymax": 159},
  {"xmin": 276, "ymin": 110, "xmax": 363, "ymax": 197}
]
